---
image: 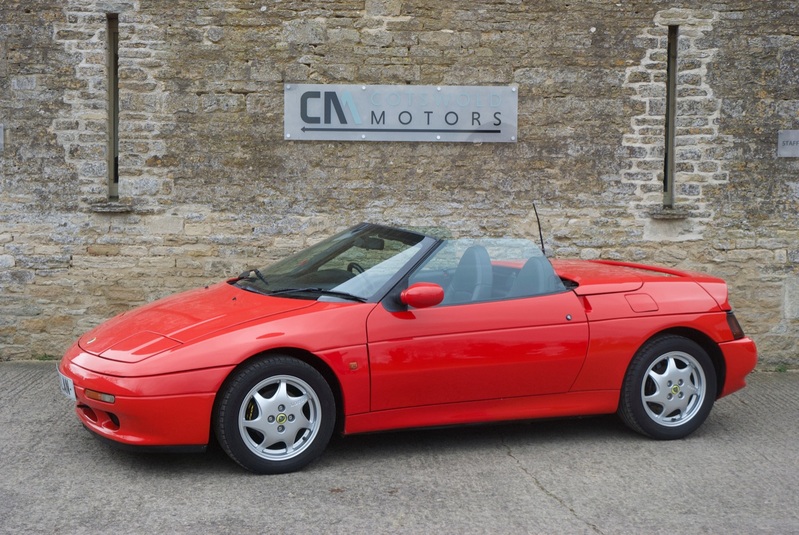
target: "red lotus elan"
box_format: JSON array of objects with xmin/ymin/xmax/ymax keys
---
[{"xmin": 58, "ymin": 223, "xmax": 757, "ymax": 474}]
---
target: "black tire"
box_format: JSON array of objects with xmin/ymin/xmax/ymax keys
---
[
  {"xmin": 618, "ymin": 335, "xmax": 717, "ymax": 440},
  {"xmin": 214, "ymin": 355, "xmax": 336, "ymax": 474}
]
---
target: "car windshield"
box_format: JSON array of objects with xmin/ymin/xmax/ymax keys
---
[{"xmin": 233, "ymin": 224, "xmax": 430, "ymax": 301}]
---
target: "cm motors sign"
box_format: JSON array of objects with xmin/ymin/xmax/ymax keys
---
[{"xmin": 284, "ymin": 84, "xmax": 517, "ymax": 143}]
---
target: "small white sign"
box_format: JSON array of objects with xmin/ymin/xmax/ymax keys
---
[{"xmin": 778, "ymin": 130, "xmax": 799, "ymax": 157}]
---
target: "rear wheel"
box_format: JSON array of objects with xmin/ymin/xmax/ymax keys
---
[
  {"xmin": 618, "ymin": 335, "xmax": 717, "ymax": 440},
  {"xmin": 214, "ymin": 355, "xmax": 335, "ymax": 474}
]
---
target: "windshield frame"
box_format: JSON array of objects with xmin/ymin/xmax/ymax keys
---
[{"xmin": 231, "ymin": 223, "xmax": 440, "ymax": 303}]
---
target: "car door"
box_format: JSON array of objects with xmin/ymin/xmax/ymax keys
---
[
  {"xmin": 365, "ymin": 239, "xmax": 589, "ymax": 412},
  {"xmin": 367, "ymin": 292, "xmax": 588, "ymax": 411}
]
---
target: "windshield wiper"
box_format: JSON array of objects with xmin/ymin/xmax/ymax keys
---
[
  {"xmin": 237, "ymin": 269, "xmax": 269, "ymax": 286},
  {"xmin": 267, "ymin": 288, "xmax": 367, "ymax": 302}
]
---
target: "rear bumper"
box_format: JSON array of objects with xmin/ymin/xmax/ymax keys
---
[{"xmin": 719, "ymin": 337, "xmax": 758, "ymax": 398}]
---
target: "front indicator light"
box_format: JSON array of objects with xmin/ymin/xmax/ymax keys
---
[{"xmin": 84, "ymin": 389, "xmax": 115, "ymax": 404}]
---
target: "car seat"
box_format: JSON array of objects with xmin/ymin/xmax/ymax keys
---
[
  {"xmin": 507, "ymin": 256, "xmax": 563, "ymax": 297},
  {"xmin": 444, "ymin": 245, "xmax": 493, "ymax": 304}
]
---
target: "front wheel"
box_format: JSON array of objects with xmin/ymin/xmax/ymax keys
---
[
  {"xmin": 214, "ymin": 356, "xmax": 336, "ymax": 474},
  {"xmin": 618, "ymin": 335, "xmax": 717, "ymax": 440}
]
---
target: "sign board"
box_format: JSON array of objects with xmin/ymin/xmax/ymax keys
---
[
  {"xmin": 778, "ymin": 130, "xmax": 799, "ymax": 157},
  {"xmin": 284, "ymin": 84, "xmax": 517, "ymax": 143}
]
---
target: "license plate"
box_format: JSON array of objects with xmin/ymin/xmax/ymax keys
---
[{"xmin": 58, "ymin": 371, "xmax": 77, "ymax": 401}]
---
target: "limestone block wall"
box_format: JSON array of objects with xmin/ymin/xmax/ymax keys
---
[{"xmin": 0, "ymin": 0, "xmax": 797, "ymax": 365}]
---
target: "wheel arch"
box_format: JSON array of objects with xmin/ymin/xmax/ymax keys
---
[
  {"xmin": 642, "ymin": 327, "xmax": 726, "ymax": 399},
  {"xmin": 211, "ymin": 347, "xmax": 346, "ymax": 442}
]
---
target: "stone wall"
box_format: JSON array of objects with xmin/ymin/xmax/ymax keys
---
[{"xmin": 1, "ymin": 0, "xmax": 797, "ymax": 365}]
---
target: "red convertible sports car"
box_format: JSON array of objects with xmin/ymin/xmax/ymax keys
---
[{"xmin": 58, "ymin": 223, "xmax": 757, "ymax": 474}]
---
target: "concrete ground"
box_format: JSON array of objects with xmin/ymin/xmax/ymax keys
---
[{"xmin": 0, "ymin": 361, "xmax": 797, "ymax": 534}]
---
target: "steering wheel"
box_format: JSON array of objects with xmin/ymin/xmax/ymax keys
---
[{"xmin": 347, "ymin": 262, "xmax": 365, "ymax": 274}]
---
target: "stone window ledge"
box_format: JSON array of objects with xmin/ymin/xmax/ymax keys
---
[
  {"xmin": 89, "ymin": 201, "xmax": 134, "ymax": 214},
  {"xmin": 649, "ymin": 207, "xmax": 690, "ymax": 220}
]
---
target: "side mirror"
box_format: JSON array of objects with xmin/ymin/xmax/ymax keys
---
[{"xmin": 400, "ymin": 282, "xmax": 445, "ymax": 309}]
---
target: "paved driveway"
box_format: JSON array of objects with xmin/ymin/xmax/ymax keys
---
[{"xmin": 1, "ymin": 361, "xmax": 797, "ymax": 534}]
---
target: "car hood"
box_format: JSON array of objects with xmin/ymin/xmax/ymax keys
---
[{"xmin": 78, "ymin": 282, "xmax": 316, "ymax": 363}]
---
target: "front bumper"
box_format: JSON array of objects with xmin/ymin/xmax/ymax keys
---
[{"xmin": 59, "ymin": 351, "xmax": 233, "ymax": 448}]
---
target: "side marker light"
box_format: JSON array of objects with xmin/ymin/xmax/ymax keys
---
[{"xmin": 84, "ymin": 389, "xmax": 116, "ymax": 404}]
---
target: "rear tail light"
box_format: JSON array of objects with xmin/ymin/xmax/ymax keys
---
[{"xmin": 727, "ymin": 311, "xmax": 745, "ymax": 340}]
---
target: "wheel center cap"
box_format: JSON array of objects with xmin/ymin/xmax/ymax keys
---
[
  {"xmin": 276, "ymin": 413, "xmax": 288, "ymax": 425},
  {"xmin": 671, "ymin": 385, "xmax": 681, "ymax": 395}
]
